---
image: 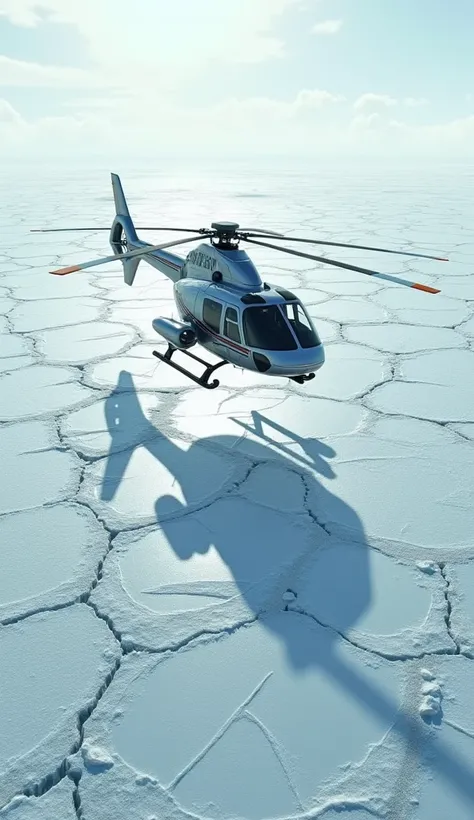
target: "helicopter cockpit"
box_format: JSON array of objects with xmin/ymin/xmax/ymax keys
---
[{"xmin": 242, "ymin": 301, "xmax": 320, "ymax": 351}]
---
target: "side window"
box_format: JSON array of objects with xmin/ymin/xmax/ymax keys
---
[
  {"xmin": 203, "ymin": 298, "xmax": 222, "ymax": 333},
  {"xmin": 224, "ymin": 307, "xmax": 241, "ymax": 344}
]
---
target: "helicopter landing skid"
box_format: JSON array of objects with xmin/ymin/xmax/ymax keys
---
[
  {"xmin": 289, "ymin": 373, "xmax": 315, "ymax": 384},
  {"xmin": 152, "ymin": 344, "xmax": 229, "ymax": 389}
]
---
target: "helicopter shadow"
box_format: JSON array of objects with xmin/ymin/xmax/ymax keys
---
[
  {"xmin": 101, "ymin": 370, "xmax": 474, "ymax": 809},
  {"xmin": 102, "ymin": 371, "xmax": 370, "ymax": 652}
]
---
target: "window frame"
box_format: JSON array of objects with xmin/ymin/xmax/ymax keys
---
[{"xmin": 223, "ymin": 306, "xmax": 242, "ymax": 344}]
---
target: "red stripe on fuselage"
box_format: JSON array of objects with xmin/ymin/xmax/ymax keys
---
[{"xmin": 154, "ymin": 255, "xmax": 181, "ymax": 271}]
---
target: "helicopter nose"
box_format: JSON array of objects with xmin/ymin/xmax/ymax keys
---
[{"xmin": 265, "ymin": 343, "xmax": 325, "ymax": 376}]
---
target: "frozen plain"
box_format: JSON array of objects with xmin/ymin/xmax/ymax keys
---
[{"xmin": 0, "ymin": 161, "xmax": 474, "ymax": 820}]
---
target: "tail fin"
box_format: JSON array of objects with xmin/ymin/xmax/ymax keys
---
[{"xmin": 109, "ymin": 173, "xmax": 141, "ymax": 286}]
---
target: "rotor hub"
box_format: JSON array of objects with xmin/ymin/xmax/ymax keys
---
[
  {"xmin": 211, "ymin": 221, "xmax": 239, "ymax": 237},
  {"xmin": 210, "ymin": 221, "xmax": 240, "ymax": 249}
]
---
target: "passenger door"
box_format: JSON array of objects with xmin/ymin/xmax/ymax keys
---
[{"xmin": 223, "ymin": 305, "xmax": 249, "ymax": 365}]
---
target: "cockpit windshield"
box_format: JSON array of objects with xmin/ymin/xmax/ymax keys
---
[
  {"xmin": 242, "ymin": 302, "xmax": 320, "ymax": 351},
  {"xmin": 243, "ymin": 305, "xmax": 297, "ymax": 350},
  {"xmin": 280, "ymin": 302, "xmax": 320, "ymax": 348}
]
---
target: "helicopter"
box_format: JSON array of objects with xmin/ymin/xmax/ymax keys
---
[{"xmin": 32, "ymin": 173, "xmax": 446, "ymax": 390}]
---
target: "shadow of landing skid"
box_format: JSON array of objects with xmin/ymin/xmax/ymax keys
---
[{"xmin": 99, "ymin": 370, "xmax": 474, "ymax": 810}]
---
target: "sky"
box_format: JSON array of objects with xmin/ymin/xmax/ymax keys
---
[{"xmin": 0, "ymin": 0, "xmax": 473, "ymax": 161}]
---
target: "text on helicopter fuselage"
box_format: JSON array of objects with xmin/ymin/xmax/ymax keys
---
[{"xmin": 187, "ymin": 250, "xmax": 217, "ymax": 271}]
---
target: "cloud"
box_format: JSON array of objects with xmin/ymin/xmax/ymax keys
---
[
  {"xmin": 403, "ymin": 97, "xmax": 429, "ymax": 107},
  {"xmin": 345, "ymin": 110, "xmax": 474, "ymax": 157},
  {"xmin": 0, "ymin": 0, "xmax": 40, "ymax": 26},
  {"xmin": 0, "ymin": 55, "xmax": 106, "ymax": 88},
  {"xmin": 65, "ymin": 87, "xmax": 345, "ymax": 134},
  {"xmin": 2, "ymin": 101, "xmax": 474, "ymax": 161},
  {"xmin": 0, "ymin": 87, "xmax": 346, "ymax": 159},
  {"xmin": 216, "ymin": 89, "xmax": 345, "ymax": 122},
  {"xmin": 353, "ymin": 93, "xmax": 397, "ymax": 111},
  {"xmin": 0, "ymin": 97, "xmax": 22, "ymax": 123},
  {"xmin": 0, "ymin": 0, "xmax": 315, "ymax": 120},
  {"xmin": 4, "ymin": 82, "xmax": 472, "ymax": 163},
  {"xmin": 389, "ymin": 115, "xmax": 474, "ymax": 147},
  {"xmin": 0, "ymin": 0, "xmax": 306, "ymax": 78},
  {"xmin": 311, "ymin": 19, "xmax": 342, "ymax": 35},
  {"xmin": 354, "ymin": 94, "xmax": 430, "ymax": 112}
]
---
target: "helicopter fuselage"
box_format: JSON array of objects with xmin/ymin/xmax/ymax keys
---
[{"xmin": 127, "ymin": 233, "xmax": 325, "ymax": 379}]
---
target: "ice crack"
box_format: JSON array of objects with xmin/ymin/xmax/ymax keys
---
[
  {"xmin": 438, "ymin": 562, "xmax": 461, "ymax": 654},
  {"xmin": 16, "ymin": 647, "xmax": 122, "ymax": 810},
  {"xmin": 168, "ymin": 671, "xmax": 273, "ymax": 790},
  {"xmin": 290, "ymin": 603, "xmax": 457, "ymax": 662}
]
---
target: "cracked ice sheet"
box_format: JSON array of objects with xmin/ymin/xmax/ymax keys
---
[
  {"xmin": 60, "ymin": 388, "xmax": 164, "ymax": 458},
  {"xmin": 0, "ymin": 420, "xmax": 80, "ymax": 515},
  {"xmin": 310, "ymin": 297, "xmax": 388, "ymax": 324},
  {"xmin": 91, "ymin": 459, "xmax": 449, "ymax": 657},
  {"xmin": 371, "ymin": 288, "xmax": 471, "ymax": 327},
  {"xmin": 343, "ymin": 324, "xmax": 466, "ymax": 354},
  {"xmin": 409, "ymin": 656, "xmax": 474, "ymax": 819},
  {"xmin": 1, "ymin": 272, "xmax": 99, "ymax": 300},
  {"xmin": 84, "ymin": 343, "xmax": 188, "ymax": 392},
  {"xmin": 367, "ymin": 349, "xmax": 474, "ymax": 422},
  {"xmin": 106, "ymin": 300, "xmax": 174, "ymax": 343},
  {"xmin": 450, "ymin": 423, "xmax": 474, "ymax": 441},
  {"xmin": 303, "ymin": 415, "xmax": 474, "ymax": 554},
  {"xmin": 171, "ymin": 388, "xmax": 367, "ymax": 460},
  {"xmin": 439, "ymin": 277, "xmax": 474, "ymax": 301},
  {"xmin": 75, "ymin": 614, "xmax": 405, "ymax": 820},
  {"xmin": 90, "ymin": 491, "xmax": 320, "ymax": 650},
  {"xmin": 0, "ymin": 503, "xmax": 109, "ymax": 623},
  {"xmin": 443, "ymin": 562, "xmax": 474, "ymax": 656},
  {"xmin": 94, "ymin": 273, "xmax": 173, "ymax": 302},
  {"xmin": 34, "ymin": 321, "xmax": 137, "ymax": 365},
  {"xmin": 0, "ymin": 365, "xmax": 95, "ymax": 421},
  {"xmin": 0, "ymin": 779, "xmax": 75, "ymax": 819},
  {"xmin": 2, "ymin": 164, "xmax": 474, "ymax": 819},
  {"xmin": 78, "ymin": 433, "xmax": 249, "ymax": 530},
  {"xmin": 0, "ymin": 605, "xmax": 120, "ymax": 808},
  {"xmin": 296, "ymin": 342, "xmax": 389, "ymax": 401},
  {"xmin": 0, "ymin": 297, "xmax": 16, "ymax": 316},
  {"xmin": 457, "ymin": 314, "xmax": 474, "ymax": 338},
  {"xmin": 0, "ymin": 335, "xmax": 32, "ymax": 358},
  {"xmin": 291, "ymin": 543, "xmax": 450, "ymax": 657},
  {"xmin": 8, "ymin": 297, "xmax": 104, "ymax": 332},
  {"xmin": 0, "ymin": 356, "xmax": 39, "ymax": 373}
]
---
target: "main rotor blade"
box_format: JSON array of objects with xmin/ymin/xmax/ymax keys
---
[
  {"xmin": 243, "ymin": 237, "xmax": 441, "ymax": 294},
  {"xmin": 32, "ymin": 226, "xmax": 210, "ymax": 234},
  {"xmin": 239, "ymin": 228, "xmax": 286, "ymax": 237},
  {"xmin": 243, "ymin": 233, "xmax": 448, "ymax": 262},
  {"xmin": 50, "ymin": 233, "xmax": 212, "ymax": 275}
]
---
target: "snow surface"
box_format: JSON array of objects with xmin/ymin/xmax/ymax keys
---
[{"xmin": 1, "ymin": 163, "xmax": 474, "ymax": 819}]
